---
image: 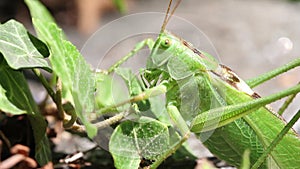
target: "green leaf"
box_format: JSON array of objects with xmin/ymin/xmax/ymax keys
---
[
  {"xmin": 27, "ymin": 32, "xmax": 50, "ymax": 58},
  {"xmin": 64, "ymin": 41, "xmax": 97, "ymax": 136},
  {"xmin": 109, "ymin": 117, "xmax": 169, "ymax": 169},
  {"xmin": 0, "ymin": 85, "xmax": 26, "ymax": 115},
  {"xmin": 0, "ymin": 57, "xmax": 51, "ymax": 165},
  {"xmin": 31, "ymin": 20, "xmax": 73, "ymax": 88},
  {"xmin": 95, "ymin": 73, "xmax": 129, "ymax": 112},
  {"xmin": 24, "ymin": 0, "xmax": 55, "ymax": 23},
  {"xmin": 35, "ymin": 135, "xmax": 52, "ymax": 165},
  {"xmin": 95, "ymin": 73, "xmax": 115, "ymax": 109},
  {"xmin": 0, "ymin": 20, "xmax": 51, "ymax": 71},
  {"xmin": 25, "ymin": 0, "xmax": 97, "ymax": 137}
]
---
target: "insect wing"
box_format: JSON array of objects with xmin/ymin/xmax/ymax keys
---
[{"xmin": 202, "ymin": 72, "xmax": 300, "ymax": 168}]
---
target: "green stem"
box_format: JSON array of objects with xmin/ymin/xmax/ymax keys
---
[
  {"xmin": 32, "ymin": 69, "xmax": 56, "ymax": 102},
  {"xmin": 246, "ymin": 57, "xmax": 300, "ymax": 88},
  {"xmin": 251, "ymin": 109, "xmax": 300, "ymax": 169},
  {"xmin": 62, "ymin": 102, "xmax": 77, "ymax": 128},
  {"xmin": 33, "ymin": 69, "xmax": 66, "ymax": 121},
  {"xmin": 55, "ymin": 78, "xmax": 64, "ymax": 120}
]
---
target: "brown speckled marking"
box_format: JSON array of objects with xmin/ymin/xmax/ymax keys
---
[
  {"xmin": 212, "ymin": 66, "xmax": 277, "ymax": 115},
  {"xmin": 251, "ymin": 92, "xmax": 261, "ymax": 99},
  {"xmin": 219, "ymin": 65, "xmax": 240, "ymax": 83},
  {"xmin": 192, "ymin": 48, "xmax": 202, "ymax": 55},
  {"xmin": 181, "ymin": 39, "xmax": 205, "ymax": 58},
  {"xmin": 215, "ymin": 64, "xmax": 242, "ymax": 91},
  {"xmin": 212, "ymin": 64, "xmax": 264, "ymax": 99},
  {"xmin": 182, "ymin": 40, "xmax": 189, "ymax": 47}
]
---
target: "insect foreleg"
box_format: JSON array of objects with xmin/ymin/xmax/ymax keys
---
[
  {"xmin": 107, "ymin": 38, "xmax": 155, "ymax": 74},
  {"xmin": 150, "ymin": 104, "xmax": 190, "ymax": 169},
  {"xmin": 97, "ymin": 83, "xmax": 167, "ymax": 115},
  {"xmin": 167, "ymin": 104, "xmax": 190, "ymax": 136}
]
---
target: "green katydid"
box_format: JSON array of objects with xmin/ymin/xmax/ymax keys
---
[
  {"xmin": 19, "ymin": 0, "xmax": 299, "ymax": 167},
  {"xmin": 95, "ymin": 0, "xmax": 300, "ymax": 168}
]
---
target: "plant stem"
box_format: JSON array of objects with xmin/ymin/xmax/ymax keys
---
[
  {"xmin": 62, "ymin": 102, "xmax": 77, "ymax": 128},
  {"xmin": 32, "ymin": 69, "xmax": 56, "ymax": 102},
  {"xmin": 0, "ymin": 131, "xmax": 11, "ymax": 149},
  {"xmin": 55, "ymin": 78, "xmax": 64, "ymax": 120}
]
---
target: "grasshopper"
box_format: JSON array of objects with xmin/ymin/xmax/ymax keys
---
[
  {"xmin": 99, "ymin": 0, "xmax": 300, "ymax": 168},
  {"xmin": 20, "ymin": 0, "xmax": 299, "ymax": 168}
]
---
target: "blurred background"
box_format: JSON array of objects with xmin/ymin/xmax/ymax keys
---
[{"xmin": 1, "ymin": 0, "xmax": 300, "ymax": 166}]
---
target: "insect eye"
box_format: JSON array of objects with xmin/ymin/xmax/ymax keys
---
[{"xmin": 161, "ymin": 38, "xmax": 171, "ymax": 48}]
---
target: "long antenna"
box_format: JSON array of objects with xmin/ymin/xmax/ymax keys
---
[{"xmin": 160, "ymin": 0, "xmax": 182, "ymax": 32}]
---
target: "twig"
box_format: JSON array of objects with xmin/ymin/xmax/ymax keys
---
[{"xmin": 0, "ymin": 131, "xmax": 11, "ymax": 149}]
